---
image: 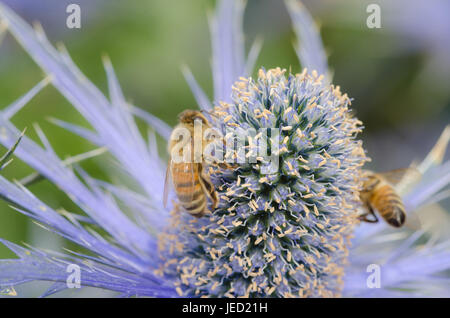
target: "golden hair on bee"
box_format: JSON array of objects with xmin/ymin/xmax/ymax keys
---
[
  {"xmin": 177, "ymin": 109, "xmax": 210, "ymax": 125},
  {"xmin": 358, "ymin": 170, "xmax": 408, "ymax": 228},
  {"xmin": 164, "ymin": 109, "xmax": 218, "ymax": 217}
]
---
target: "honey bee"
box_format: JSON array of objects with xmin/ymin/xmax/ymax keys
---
[
  {"xmin": 358, "ymin": 169, "xmax": 420, "ymax": 228},
  {"xmin": 359, "ymin": 125, "xmax": 449, "ymax": 228},
  {"xmin": 163, "ymin": 110, "xmax": 218, "ymax": 217}
]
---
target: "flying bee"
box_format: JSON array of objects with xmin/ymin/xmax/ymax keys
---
[
  {"xmin": 358, "ymin": 169, "xmax": 421, "ymax": 228},
  {"xmin": 163, "ymin": 110, "xmax": 218, "ymax": 217}
]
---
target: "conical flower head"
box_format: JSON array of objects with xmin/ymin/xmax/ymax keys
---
[{"xmin": 160, "ymin": 67, "xmax": 368, "ymax": 297}]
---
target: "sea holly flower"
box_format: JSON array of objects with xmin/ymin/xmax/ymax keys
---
[
  {"xmin": 0, "ymin": 0, "xmax": 448, "ymax": 298},
  {"xmin": 160, "ymin": 67, "xmax": 368, "ymax": 297}
]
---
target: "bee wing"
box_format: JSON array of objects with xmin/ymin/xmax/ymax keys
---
[
  {"xmin": 165, "ymin": 161, "xmax": 197, "ymax": 210},
  {"xmin": 378, "ymin": 168, "xmax": 422, "ymax": 196},
  {"xmin": 378, "ymin": 168, "xmax": 418, "ymax": 184},
  {"xmin": 163, "ymin": 161, "xmax": 172, "ymax": 208}
]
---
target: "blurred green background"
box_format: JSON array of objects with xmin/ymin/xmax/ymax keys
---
[{"xmin": 0, "ymin": 0, "xmax": 449, "ymax": 260}]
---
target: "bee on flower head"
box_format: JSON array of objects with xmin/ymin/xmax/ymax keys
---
[{"xmin": 164, "ymin": 110, "xmax": 219, "ymax": 217}]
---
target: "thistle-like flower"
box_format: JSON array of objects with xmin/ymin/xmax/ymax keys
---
[
  {"xmin": 160, "ymin": 68, "xmax": 367, "ymax": 297},
  {"xmin": 0, "ymin": 0, "xmax": 448, "ymax": 298}
]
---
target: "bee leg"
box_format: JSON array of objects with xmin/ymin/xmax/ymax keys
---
[
  {"xmin": 199, "ymin": 168, "xmax": 218, "ymax": 211},
  {"xmin": 219, "ymin": 162, "xmax": 238, "ymax": 170},
  {"xmin": 209, "ymin": 161, "xmax": 237, "ymax": 171},
  {"xmin": 358, "ymin": 206, "xmax": 379, "ymax": 223}
]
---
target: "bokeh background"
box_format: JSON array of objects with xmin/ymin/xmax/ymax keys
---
[{"xmin": 0, "ymin": 0, "xmax": 449, "ymax": 267}]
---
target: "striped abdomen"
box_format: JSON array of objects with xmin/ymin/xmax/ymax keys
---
[
  {"xmin": 171, "ymin": 162, "xmax": 207, "ymax": 217},
  {"xmin": 370, "ymin": 183, "xmax": 406, "ymax": 227}
]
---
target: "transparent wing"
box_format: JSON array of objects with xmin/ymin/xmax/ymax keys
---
[
  {"xmin": 379, "ymin": 168, "xmax": 422, "ymax": 196},
  {"xmin": 378, "ymin": 168, "xmax": 419, "ymax": 185},
  {"xmin": 163, "ymin": 160, "xmax": 172, "ymax": 208}
]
